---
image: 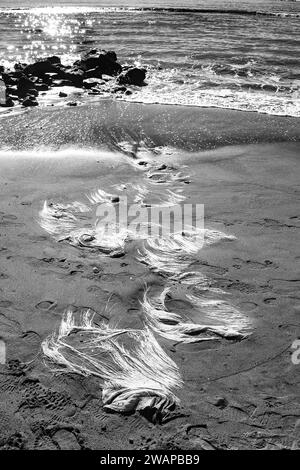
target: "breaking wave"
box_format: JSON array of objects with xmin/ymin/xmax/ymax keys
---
[{"xmin": 122, "ymin": 65, "xmax": 300, "ymax": 117}]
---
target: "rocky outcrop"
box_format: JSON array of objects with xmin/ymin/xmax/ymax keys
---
[
  {"xmin": 62, "ymin": 68, "xmax": 84, "ymax": 87},
  {"xmin": 75, "ymin": 49, "xmax": 122, "ymax": 77},
  {"xmin": 17, "ymin": 76, "xmax": 37, "ymax": 98},
  {"xmin": 22, "ymin": 96, "xmax": 39, "ymax": 107},
  {"xmin": 23, "ymin": 60, "xmax": 62, "ymax": 77},
  {"xmin": 0, "ymin": 48, "xmax": 148, "ymax": 109},
  {"xmin": 118, "ymin": 67, "xmax": 146, "ymax": 86}
]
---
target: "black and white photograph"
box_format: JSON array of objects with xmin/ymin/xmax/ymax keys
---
[{"xmin": 0, "ymin": 0, "xmax": 299, "ymax": 455}]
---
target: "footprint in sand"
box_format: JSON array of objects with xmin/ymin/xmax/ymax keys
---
[
  {"xmin": 52, "ymin": 429, "xmax": 81, "ymax": 450},
  {"xmin": 237, "ymin": 301, "xmax": 258, "ymax": 311},
  {"xmin": 233, "ymin": 258, "xmax": 274, "ymax": 270},
  {"xmin": 87, "ymin": 285, "xmax": 108, "ymax": 295},
  {"xmin": 0, "ymin": 214, "xmax": 24, "ymax": 227},
  {"xmin": 0, "ymin": 338, "xmax": 6, "ymax": 364},
  {"xmin": 264, "ymin": 297, "xmax": 277, "ymax": 305},
  {"xmin": 2, "ymin": 214, "xmax": 18, "ymax": 221},
  {"xmin": 35, "ymin": 300, "xmax": 56, "ymax": 310},
  {"xmin": 7, "ymin": 331, "xmax": 41, "ymax": 363}
]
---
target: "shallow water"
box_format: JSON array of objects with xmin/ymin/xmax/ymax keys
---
[{"xmin": 0, "ymin": 0, "xmax": 299, "ymax": 116}]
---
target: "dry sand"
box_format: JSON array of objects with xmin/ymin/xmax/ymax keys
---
[{"xmin": 0, "ymin": 102, "xmax": 299, "ymax": 450}]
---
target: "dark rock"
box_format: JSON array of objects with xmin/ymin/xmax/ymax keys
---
[
  {"xmin": 0, "ymin": 65, "xmax": 5, "ymax": 74},
  {"xmin": 27, "ymin": 88, "xmax": 39, "ymax": 97},
  {"xmin": 14, "ymin": 62, "xmax": 27, "ymax": 72},
  {"xmin": 35, "ymin": 83, "xmax": 49, "ymax": 91},
  {"xmin": 13, "ymin": 70, "xmax": 25, "ymax": 77},
  {"xmin": 125, "ymin": 89, "xmax": 132, "ymax": 95},
  {"xmin": 6, "ymin": 97, "xmax": 15, "ymax": 107},
  {"xmin": 5, "ymin": 86, "xmax": 17, "ymax": 95},
  {"xmin": 0, "ymin": 97, "xmax": 14, "ymax": 108},
  {"xmin": 23, "ymin": 60, "xmax": 62, "ymax": 77},
  {"xmin": 111, "ymin": 196, "xmax": 120, "ymax": 203},
  {"xmin": 84, "ymin": 67, "xmax": 103, "ymax": 79},
  {"xmin": 2, "ymin": 73, "xmax": 17, "ymax": 86},
  {"xmin": 62, "ymin": 68, "xmax": 84, "ymax": 87},
  {"xmin": 59, "ymin": 91, "xmax": 68, "ymax": 98},
  {"xmin": 78, "ymin": 55, "xmax": 100, "ymax": 71},
  {"xmin": 85, "ymin": 48, "xmax": 100, "ymax": 56},
  {"xmin": 46, "ymin": 56, "xmax": 61, "ymax": 65},
  {"xmin": 17, "ymin": 76, "xmax": 37, "ymax": 98},
  {"xmin": 66, "ymin": 101, "xmax": 78, "ymax": 106},
  {"xmin": 98, "ymin": 53, "xmax": 122, "ymax": 76},
  {"xmin": 106, "ymin": 50, "xmax": 118, "ymax": 62},
  {"xmin": 22, "ymin": 96, "xmax": 39, "ymax": 107},
  {"xmin": 77, "ymin": 50, "xmax": 122, "ymax": 76},
  {"xmin": 118, "ymin": 67, "xmax": 146, "ymax": 86},
  {"xmin": 42, "ymin": 73, "xmax": 58, "ymax": 84}
]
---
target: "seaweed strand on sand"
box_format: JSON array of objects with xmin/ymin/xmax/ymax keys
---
[
  {"xmin": 42, "ymin": 308, "xmax": 182, "ymax": 422},
  {"xmin": 136, "ymin": 228, "xmax": 236, "ymax": 276},
  {"xmin": 39, "ymin": 199, "xmax": 127, "ymax": 256},
  {"xmin": 141, "ymin": 286, "xmax": 250, "ymax": 343}
]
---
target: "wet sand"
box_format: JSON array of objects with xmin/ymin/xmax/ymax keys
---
[
  {"xmin": 0, "ymin": 100, "xmax": 300, "ymax": 151},
  {"xmin": 0, "ymin": 102, "xmax": 299, "ymax": 450}
]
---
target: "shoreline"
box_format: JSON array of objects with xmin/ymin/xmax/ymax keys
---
[{"xmin": 0, "ymin": 100, "xmax": 299, "ymax": 152}]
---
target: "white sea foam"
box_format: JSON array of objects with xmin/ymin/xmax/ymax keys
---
[
  {"xmin": 137, "ymin": 228, "xmax": 236, "ymax": 275},
  {"xmin": 42, "ymin": 308, "xmax": 182, "ymax": 419},
  {"xmin": 39, "ymin": 200, "xmax": 127, "ymax": 256},
  {"xmin": 121, "ymin": 67, "xmax": 300, "ymax": 118},
  {"xmin": 141, "ymin": 287, "xmax": 250, "ymax": 343},
  {"xmin": 87, "ymin": 188, "xmax": 117, "ymax": 205}
]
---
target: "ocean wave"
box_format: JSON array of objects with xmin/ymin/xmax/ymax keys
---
[
  {"xmin": 120, "ymin": 65, "xmax": 300, "ymax": 117},
  {"xmin": 0, "ymin": 4, "xmax": 298, "ymax": 118}
]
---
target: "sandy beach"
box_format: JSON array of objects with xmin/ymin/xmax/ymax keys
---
[{"xmin": 0, "ymin": 101, "xmax": 299, "ymax": 450}]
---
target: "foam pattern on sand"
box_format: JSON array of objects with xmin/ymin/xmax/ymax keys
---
[
  {"xmin": 141, "ymin": 287, "xmax": 250, "ymax": 343},
  {"xmin": 87, "ymin": 189, "xmax": 118, "ymax": 205},
  {"xmin": 137, "ymin": 228, "xmax": 236, "ymax": 276},
  {"xmin": 38, "ymin": 178, "xmax": 190, "ymax": 255},
  {"xmin": 38, "ymin": 145, "xmax": 252, "ymax": 424},
  {"xmin": 42, "ymin": 309, "xmax": 182, "ymax": 421},
  {"xmin": 39, "ymin": 201, "xmax": 126, "ymax": 257}
]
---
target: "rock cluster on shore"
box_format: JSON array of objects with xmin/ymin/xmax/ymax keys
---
[{"xmin": 0, "ymin": 49, "xmax": 147, "ymax": 108}]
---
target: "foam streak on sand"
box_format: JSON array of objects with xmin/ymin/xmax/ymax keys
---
[
  {"xmin": 37, "ymin": 141, "xmax": 252, "ymax": 419},
  {"xmin": 141, "ymin": 287, "xmax": 250, "ymax": 343},
  {"xmin": 42, "ymin": 308, "xmax": 182, "ymax": 420},
  {"xmin": 39, "ymin": 200, "xmax": 127, "ymax": 256},
  {"xmin": 137, "ymin": 229, "xmax": 236, "ymax": 276}
]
